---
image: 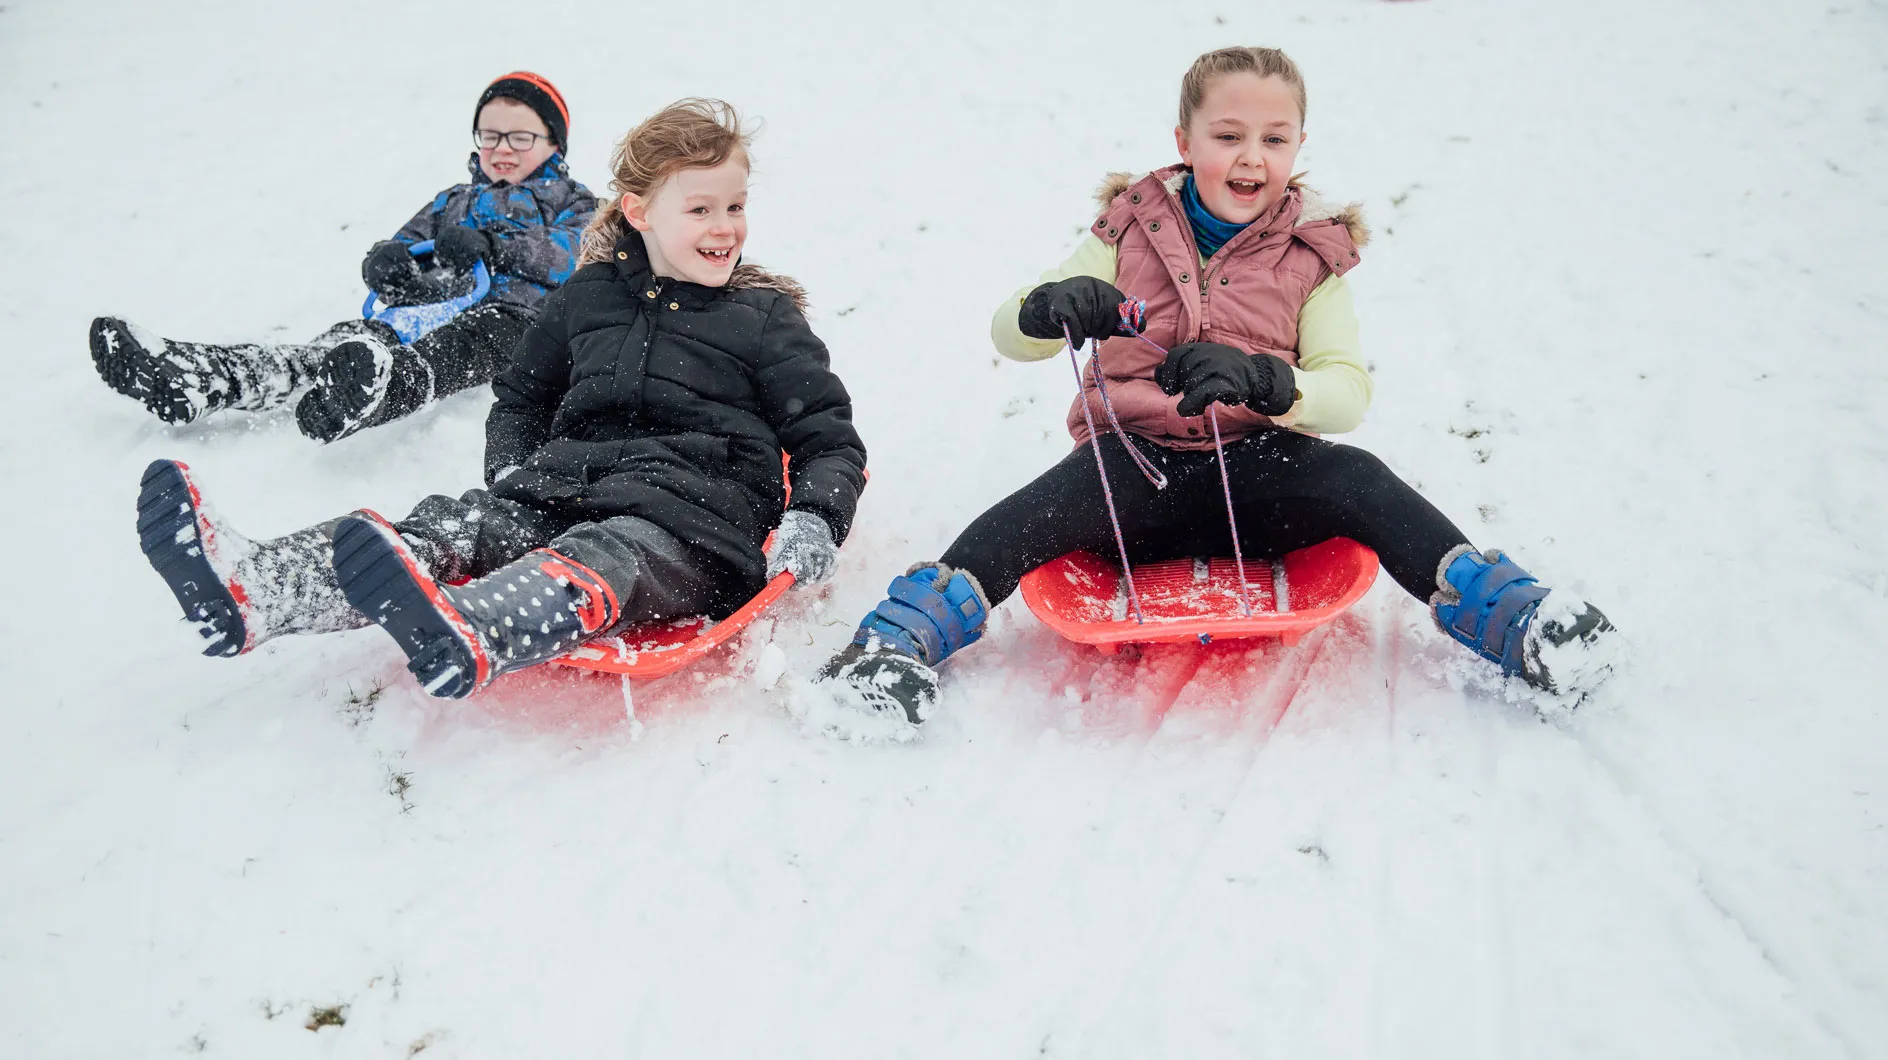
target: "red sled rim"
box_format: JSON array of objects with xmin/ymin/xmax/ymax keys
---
[
  {"xmin": 1020, "ymin": 537, "xmax": 1379, "ymax": 650},
  {"xmin": 552, "ymin": 570, "xmax": 796, "ymax": 678},
  {"xmin": 551, "ymin": 453, "xmax": 823, "ymax": 679}
]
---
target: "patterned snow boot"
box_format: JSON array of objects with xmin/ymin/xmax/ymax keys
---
[
  {"xmin": 295, "ymin": 337, "xmax": 430, "ymax": 443},
  {"xmin": 91, "ymin": 317, "xmax": 321, "ymax": 424},
  {"xmin": 818, "ymin": 563, "xmax": 990, "ymax": 724},
  {"xmin": 135, "ymin": 459, "xmax": 366, "ymax": 656},
  {"xmin": 330, "ymin": 514, "xmax": 619, "ymax": 699},
  {"xmin": 1431, "ymin": 546, "xmax": 1620, "ymax": 699}
]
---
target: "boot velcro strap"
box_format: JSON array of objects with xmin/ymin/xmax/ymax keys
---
[
  {"xmin": 886, "ymin": 574, "xmax": 980, "ymax": 658},
  {"xmin": 864, "ymin": 598, "xmax": 949, "ymax": 664},
  {"xmin": 1483, "ymin": 583, "xmax": 1549, "ymax": 674}
]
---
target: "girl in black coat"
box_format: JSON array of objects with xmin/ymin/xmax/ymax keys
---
[{"xmin": 135, "ymin": 99, "xmax": 867, "ymax": 699}]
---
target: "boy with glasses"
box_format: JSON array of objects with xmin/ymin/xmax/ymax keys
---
[{"xmin": 90, "ymin": 72, "xmax": 597, "ymax": 442}]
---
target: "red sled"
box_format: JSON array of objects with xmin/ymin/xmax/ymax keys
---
[
  {"xmin": 1019, "ymin": 537, "xmax": 1379, "ymax": 653},
  {"xmin": 551, "ymin": 456, "xmax": 827, "ymax": 679},
  {"xmin": 551, "ymin": 569, "xmax": 795, "ymax": 679}
]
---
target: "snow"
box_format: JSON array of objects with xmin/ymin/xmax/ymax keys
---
[{"xmin": 2, "ymin": 0, "xmax": 1886, "ymax": 1057}]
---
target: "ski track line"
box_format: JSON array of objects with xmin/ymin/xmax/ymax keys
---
[
  {"xmin": 1470, "ymin": 624, "xmax": 1522, "ymax": 1060},
  {"xmin": 1556, "ymin": 724, "xmax": 1864, "ymax": 1060},
  {"xmin": 1366, "ymin": 593, "xmax": 1402, "ymax": 1059},
  {"xmin": 1052, "ymin": 629, "xmax": 1333, "ymax": 1054}
]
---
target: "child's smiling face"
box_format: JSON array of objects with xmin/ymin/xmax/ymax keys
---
[
  {"xmin": 623, "ymin": 156, "xmax": 749, "ymax": 286},
  {"xmin": 475, "ymin": 98, "xmax": 556, "ymax": 184},
  {"xmin": 1175, "ymin": 72, "xmax": 1306, "ymax": 224}
]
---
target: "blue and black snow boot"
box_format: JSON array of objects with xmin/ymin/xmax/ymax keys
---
[
  {"xmin": 817, "ymin": 562, "xmax": 991, "ymax": 724},
  {"xmin": 92, "ymin": 317, "xmax": 319, "ymax": 425},
  {"xmin": 1431, "ymin": 546, "xmax": 1619, "ymax": 698},
  {"xmin": 295, "ymin": 338, "xmax": 429, "ymax": 444},
  {"xmin": 135, "ymin": 459, "xmax": 365, "ymax": 656},
  {"xmin": 331, "ymin": 514, "xmax": 619, "ymax": 698}
]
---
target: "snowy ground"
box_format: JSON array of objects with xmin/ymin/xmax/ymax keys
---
[{"xmin": 3, "ymin": 0, "xmax": 1886, "ymax": 1056}]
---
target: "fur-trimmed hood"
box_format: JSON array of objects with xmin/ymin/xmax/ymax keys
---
[
  {"xmin": 578, "ymin": 205, "xmax": 809, "ymax": 312},
  {"xmin": 726, "ymin": 262, "xmax": 809, "ymax": 313},
  {"xmin": 1094, "ymin": 168, "xmax": 1370, "ymax": 248}
]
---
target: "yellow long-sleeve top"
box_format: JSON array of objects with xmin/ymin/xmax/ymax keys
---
[{"xmin": 989, "ymin": 232, "xmax": 1372, "ymax": 434}]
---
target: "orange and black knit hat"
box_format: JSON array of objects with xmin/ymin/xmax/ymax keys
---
[{"xmin": 474, "ymin": 71, "xmax": 570, "ymax": 151}]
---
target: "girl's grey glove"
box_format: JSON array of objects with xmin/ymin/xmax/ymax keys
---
[{"xmin": 766, "ymin": 509, "xmax": 838, "ymax": 584}]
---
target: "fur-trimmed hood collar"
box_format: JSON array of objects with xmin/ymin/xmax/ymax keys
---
[
  {"xmin": 1095, "ymin": 167, "xmax": 1370, "ymax": 248},
  {"xmin": 603, "ymin": 234, "xmax": 808, "ymax": 312}
]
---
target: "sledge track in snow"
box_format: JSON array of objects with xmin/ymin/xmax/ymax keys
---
[
  {"xmin": 1044, "ymin": 629, "xmax": 1332, "ymax": 1054},
  {"xmin": 1551, "ymin": 720, "xmax": 1863, "ymax": 1059}
]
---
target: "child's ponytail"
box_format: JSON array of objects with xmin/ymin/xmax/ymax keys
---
[{"xmin": 578, "ymin": 98, "xmax": 752, "ymax": 267}]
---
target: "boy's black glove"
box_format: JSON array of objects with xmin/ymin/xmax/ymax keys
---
[
  {"xmin": 432, "ymin": 226, "xmax": 494, "ymax": 271},
  {"xmin": 1018, "ymin": 276, "xmax": 1130, "ymax": 346},
  {"xmin": 361, "ymin": 240, "xmax": 420, "ymax": 295},
  {"xmin": 1155, "ymin": 342, "xmax": 1298, "ymax": 417}
]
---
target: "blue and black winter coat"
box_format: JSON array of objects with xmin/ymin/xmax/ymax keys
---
[{"xmin": 390, "ymin": 153, "xmax": 597, "ymax": 312}]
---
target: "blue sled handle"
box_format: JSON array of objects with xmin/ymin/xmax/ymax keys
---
[{"xmin": 361, "ymin": 237, "xmax": 492, "ymax": 323}]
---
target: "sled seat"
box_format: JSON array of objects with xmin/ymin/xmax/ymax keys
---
[{"xmin": 1020, "ymin": 537, "xmax": 1378, "ymax": 652}]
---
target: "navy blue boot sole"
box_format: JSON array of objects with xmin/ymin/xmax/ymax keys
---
[
  {"xmin": 331, "ymin": 515, "xmax": 489, "ymax": 699},
  {"xmin": 135, "ymin": 459, "xmax": 251, "ymax": 657}
]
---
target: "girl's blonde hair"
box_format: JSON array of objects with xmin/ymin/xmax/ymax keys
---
[
  {"xmin": 1178, "ymin": 47, "xmax": 1307, "ymax": 129},
  {"xmin": 578, "ymin": 97, "xmax": 751, "ymax": 267}
]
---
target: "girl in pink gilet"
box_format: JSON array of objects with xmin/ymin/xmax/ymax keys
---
[{"xmin": 821, "ymin": 46, "xmax": 1619, "ymax": 723}]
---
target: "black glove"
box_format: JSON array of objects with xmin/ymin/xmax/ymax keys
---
[
  {"xmin": 1155, "ymin": 342, "xmax": 1298, "ymax": 418},
  {"xmin": 1018, "ymin": 276, "xmax": 1130, "ymax": 346},
  {"xmin": 361, "ymin": 240, "xmax": 420, "ymax": 295},
  {"xmin": 432, "ymin": 226, "xmax": 494, "ymax": 271}
]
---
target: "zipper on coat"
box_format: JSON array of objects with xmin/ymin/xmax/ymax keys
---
[
  {"xmin": 1164, "ymin": 188, "xmax": 1212, "ymax": 340},
  {"xmin": 634, "ymin": 279, "xmax": 664, "ymax": 416}
]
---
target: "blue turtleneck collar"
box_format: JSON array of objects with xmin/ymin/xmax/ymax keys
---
[{"xmin": 1180, "ymin": 174, "xmax": 1252, "ymax": 259}]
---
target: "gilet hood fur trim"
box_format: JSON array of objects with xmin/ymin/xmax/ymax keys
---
[{"xmin": 1095, "ymin": 169, "xmax": 1371, "ymax": 248}]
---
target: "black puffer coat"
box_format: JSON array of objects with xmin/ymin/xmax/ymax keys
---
[{"xmin": 484, "ymin": 235, "xmax": 867, "ymax": 594}]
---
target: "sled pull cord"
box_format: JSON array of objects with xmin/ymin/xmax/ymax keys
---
[
  {"xmin": 1064, "ymin": 324, "xmax": 1149, "ymax": 625},
  {"xmin": 1116, "ymin": 301, "xmax": 1256, "ymax": 618}
]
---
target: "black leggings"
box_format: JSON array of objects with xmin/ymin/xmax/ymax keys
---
[{"xmin": 939, "ymin": 429, "xmax": 1471, "ymax": 606}]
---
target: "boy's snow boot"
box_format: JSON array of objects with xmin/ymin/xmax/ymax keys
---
[
  {"xmin": 330, "ymin": 514, "xmax": 618, "ymax": 699},
  {"xmin": 91, "ymin": 317, "xmax": 318, "ymax": 424},
  {"xmin": 135, "ymin": 459, "xmax": 365, "ymax": 656},
  {"xmin": 1430, "ymin": 546, "xmax": 1619, "ymax": 698},
  {"xmin": 295, "ymin": 338, "xmax": 430, "ymax": 443},
  {"xmin": 817, "ymin": 563, "xmax": 990, "ymax": 724}
]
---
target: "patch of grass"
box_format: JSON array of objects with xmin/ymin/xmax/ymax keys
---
[
  {"xmin": 387, "ymin": 769, "xmax": 415, "ymax": 813},
  {"xmin": 305, "ymin": 1004, "xmax": 348, "ymax": 1032},
  {"xmin": 340, "ymin": 680, "xmax": 387, "ymax": 727}
]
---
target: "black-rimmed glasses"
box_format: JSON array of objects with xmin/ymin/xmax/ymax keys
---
[{"xmin": 474, "ymin": 129, "xmax": 547, "ymax": 151}]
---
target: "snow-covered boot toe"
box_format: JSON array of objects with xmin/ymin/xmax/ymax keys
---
[
  {"xmin": 817, "ymin": 563, "xmax": 990, "ymax": 724},
  {"xmin": 1431, "ymin": 546, "xmax": 1619, "ymax": 698},
  {"xmin": 1520, "ymin": 588, "xmax": 1621, "ymax": 698},
  {"xmin": 136, "ymin": 459, "xmax": 363, "ymax": 657},
  {"xmin": 331, "ymin": 515, "xmax": 618, "ymax": 698},
  {"xmin": 296, "ymin": 338, "xmax": 406, "ymax": 443},
  {"xmin": 93, "ymin": 317, "xmax": 319, "ymax": 424},
  {"xmin": 93, "ymin": 317, "xmax": 214, "ymax": 424}
]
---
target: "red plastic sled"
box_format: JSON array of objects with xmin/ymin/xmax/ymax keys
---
[
  {"xmin": 1019, "ymin": 537, "xmax": 1379, "ymax": 653},
  {"xmin": 552, "ymin": 569, "xmax": 795, "ymax": 679},
  {"xmin": 551, "ymin": 455, "xmax": 815, "ymax": 679}
]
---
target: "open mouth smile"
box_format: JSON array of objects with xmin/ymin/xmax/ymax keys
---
[
  {"xmin": 1227, "ymin": 178, "xmax": 1264, "ymax": 200},
  {"xmin": 698, "ymin": 247, "xmax": 734, "ymax": 265}
]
